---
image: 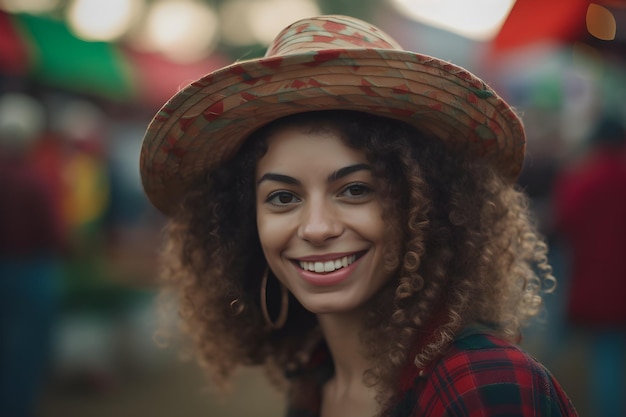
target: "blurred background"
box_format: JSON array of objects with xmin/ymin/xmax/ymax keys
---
[{"xmin": 0, "ymin": 0, "xmax": 625, "ymax": 416}]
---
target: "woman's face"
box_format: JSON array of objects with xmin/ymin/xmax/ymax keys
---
[{"xmin": 255, "ymin": 125, "xmax": 396, "ymax": 316}]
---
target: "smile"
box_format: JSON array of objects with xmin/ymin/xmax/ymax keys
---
[{"xmin": 299, "ymin": 254, "xmax": 357, "ymax": 274}]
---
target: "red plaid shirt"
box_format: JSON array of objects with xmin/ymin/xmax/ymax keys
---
[{"xmin": 286, "ymin": 326, "xmax": 578, "ymax": 417}]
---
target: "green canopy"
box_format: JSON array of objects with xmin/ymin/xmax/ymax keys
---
[{"xmin": 15, "ymin": 13, "xmax": 136, "ymax": 101}]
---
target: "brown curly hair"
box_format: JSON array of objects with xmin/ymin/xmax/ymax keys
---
[{"xmin": 158, "ymin": 110, "xmax": 554, "ymax": 400}]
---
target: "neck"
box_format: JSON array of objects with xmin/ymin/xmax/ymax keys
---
[
  {"xmin": 317, "ymin": 310, "xmax": 371, "ymax": 389},
  {"xmin": 317, "ymin": 311, "xmax": 382, "ymax": 417}
]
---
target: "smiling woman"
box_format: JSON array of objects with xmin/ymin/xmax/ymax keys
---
[{"xmin": 139, "ymin": 15, "xmax": 578, "ymax": 417}]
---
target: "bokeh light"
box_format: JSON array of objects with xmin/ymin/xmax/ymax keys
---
[
  {"xmin": 139, "ymin": 0, "xmax": 219, "ymax": 62},
  {"xmin": 66, "ymin": 0, "xmax": 144, "ymax": 42},
  {"xmin": 389, "ymin": 0, "xmax": 516, "ymax": 41},
  {"xmin": 586, "ymin": 3, "xmax": 616, "ymax": 41}
]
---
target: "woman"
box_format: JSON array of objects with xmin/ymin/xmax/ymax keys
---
[{"xmin": 140, "ymin": 15, "xmax": 577, "ymax": 417}]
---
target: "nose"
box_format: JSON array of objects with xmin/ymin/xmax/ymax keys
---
[{"xmin": 297, "ymin": 197, "xmax": 342, "ymax": 245}]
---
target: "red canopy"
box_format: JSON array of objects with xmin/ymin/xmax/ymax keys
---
[{"xmin": 493, "ymin": 0, "xmax": 591, "ymax": 52}]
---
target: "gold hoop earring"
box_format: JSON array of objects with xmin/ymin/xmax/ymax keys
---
[{"xmin": 260, "ymin": 268, "xmax": 288, "ymax": 330}]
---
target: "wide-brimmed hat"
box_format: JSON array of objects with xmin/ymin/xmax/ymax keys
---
[{"xmin": 140, "ymin": 15, "xmax": 525, "ymax": 216}]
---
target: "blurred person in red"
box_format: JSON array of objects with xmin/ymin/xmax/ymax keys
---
[
  {"xmin": 553, "ymin": 115, "xmax": 626, "ymax": 417},
  {"xmin": 0, "ymin": 93, "xmax": 64, "ymax": 417}
]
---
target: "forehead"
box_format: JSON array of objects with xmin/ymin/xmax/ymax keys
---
[{"xmin": 255, "ymin": 125, "xmax": 369, "ymax": 176}]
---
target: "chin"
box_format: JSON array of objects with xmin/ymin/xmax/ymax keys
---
[{"xmin": 296, "ymin": 291, "xmax": 366, "ymax": 316}]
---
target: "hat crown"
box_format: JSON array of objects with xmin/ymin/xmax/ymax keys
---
[{"xmin": 264, "ymin": 15, "xmax": 403, "ymax": 57}]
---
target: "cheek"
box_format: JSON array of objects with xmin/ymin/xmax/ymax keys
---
[
  {"xmin": 256, "ymin": 211, "xmax": 289, "ymax": 258},
  {"xmin": 349, "ymin": 203, "xmax": 386, "ymax": 241}
]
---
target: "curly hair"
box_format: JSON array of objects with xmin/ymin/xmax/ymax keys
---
[{"xmin": 158, "ymin": 110, "xmax": 554, "ymax": 401}]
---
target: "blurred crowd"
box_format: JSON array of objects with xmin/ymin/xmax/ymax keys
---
[{"xmin": 0, "ymin": 91, "xmax": 166, "ymax": 417}]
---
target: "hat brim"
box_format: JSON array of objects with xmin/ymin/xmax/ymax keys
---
[{"xmin": 141, "ymin": 48, "xmax": 525, "ymax": 215}]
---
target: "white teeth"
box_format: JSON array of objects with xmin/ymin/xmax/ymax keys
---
[{"xmin": 299, "ymin": 255, "xmax": 357, "ymax": 273}]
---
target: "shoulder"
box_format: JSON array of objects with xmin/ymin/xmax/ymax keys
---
[{"xmin": 414, "ymin": 330, "xmax": 578, "ymax": 417}]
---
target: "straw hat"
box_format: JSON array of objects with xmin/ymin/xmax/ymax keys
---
[{"xmin": 140, "ymin": 15, "xmax": 525, "ymax": 216}]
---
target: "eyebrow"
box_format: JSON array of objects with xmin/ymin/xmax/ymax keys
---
[
  {"xmin": 328, "ymin": 163, "xmax": 372, "ymax": 182},
  {"xmin": 257, "ymin": 173, "xmax": 301, "ymax": 186},
  {"xmin": 257, "ymin": 163, "xmax": 372, "ymax": 186}
]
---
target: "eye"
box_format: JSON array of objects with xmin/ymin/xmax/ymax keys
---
[
  {"xmin": 339, "ymin": 183, "xmax": 373, "ymax": 199},
  {"xmin": 266, "ymin": 191, "xmax": 300, "ymax": 207}
]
